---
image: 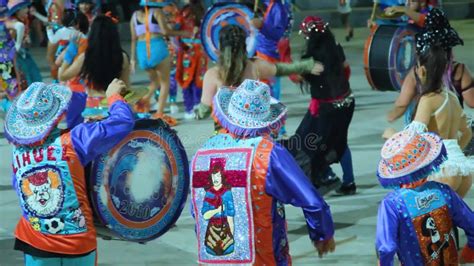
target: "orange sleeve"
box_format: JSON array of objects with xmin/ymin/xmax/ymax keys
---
[
  {"xmin": 107, "ymin": 94, "xmax": 125, "ymax": 106},
  {"xmin": 416, "ymin": 14, "xmax": 426, "ymax": 28}
]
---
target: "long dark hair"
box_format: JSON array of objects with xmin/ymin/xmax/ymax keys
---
[
  {"xmin": 80, "ymin": 15, "xmax": 124, "ymax": 91},
  {"xmin": 412, "ymin": 45, "xmax": 448, "ymax": 119},
  {"xmin": 62, "ymin": 9, "xmax": 89, "ymax": 34},
  {"xmin": 416, "ymin": 45, "xmax": 448, "ymax": 96},
  {"xmin": 301, "ymin": 27, "xmax": 344, "ymax": 92},
  {"xmin": 187, "ymin": 0, "xmax": 204, "ymax": 26},
  {"xmin": 218, "ymin": 25, "xmax": 247, "ymax": 86}
]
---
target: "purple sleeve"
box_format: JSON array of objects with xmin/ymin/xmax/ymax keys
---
[
  {"xmin": 265, "ymin": 143, "xmax": 334, "ymax": 242},
  {"xmin": 260, "ymin": 2, "xmax": 289, "ymax": 42},
  {"xmin": 66, "ymin": 92, "xmax": 86, "ymax": 129},
  {"xmin": 376, "ymin": 198, "xmax": 398, "ymax": 266},
  {"xmin": 447, "ymin": 185, "xmax": 474, "ymax": 248},
  {"xmin": 71, "ymin": 99, "xmax": 135, "ymax": 166}
]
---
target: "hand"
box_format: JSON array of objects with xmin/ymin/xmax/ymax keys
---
[
  {"xmin": 55, "ymin": 49, "xmax": 66, "ymax": 66},
  {"xmin": 251, "ymin": 18, "xmax": 263, "ymax": 29},
  {"xmin": 311, "ymin": 61, "xmax": 324, "ymax": 75},
  {"xmin": 313, "ymin": 237, "xmax": 335, "ymax": 258},
  {"xmin": 106, "ymin": 78, "xmax": 127, "ymax": 98},
  {"xmin": 387, "ymin": 110, "xmax": 398, "ymax": 123},
  {"xmin": 215, "ymin": 206, "xmax": 223, "ymax": 213},
  {"xmin": 367, "ymin": 19, "xmax": 376, "ymax": 28},
  {"xmin": 382, "ymin": 127, "xmax": 397, "ymax": 140},
  {"xmin": 384, "ymin": 6, "xmax": 404, "ymax": 16}
]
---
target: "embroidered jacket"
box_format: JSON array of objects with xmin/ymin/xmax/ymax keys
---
[
  {"xmin": 191, "ymin": 134, "xmax": 334, "ymax": 265},
  {"xmin": 174, "ymin": 4, "xmax": 207, "ymax": 89},
  {"xmin": 256, "ymin": 0, "xmax": 290, "ymax": 61},
  {"xmin": 11, "ymin": 93, "xmax": 135, "ymax": 255},
  {"xmin": 376, "ymin": 182, "xmax": 474, "ymax": 265}
]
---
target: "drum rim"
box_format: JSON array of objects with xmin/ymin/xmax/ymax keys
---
[
  {"xmin": 89, "ymin": 118, "xmax": 190, "ymax": 242},
  {"xmin": 365, "ymin": 24, "xmax": 418, "ymax": 92}
]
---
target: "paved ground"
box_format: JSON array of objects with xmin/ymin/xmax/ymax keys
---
[{"xmin": 1, "ymin": 20, "xmax": 474, "ymax": 265}]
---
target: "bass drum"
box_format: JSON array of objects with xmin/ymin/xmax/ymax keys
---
[
  {"xmin": 201, "ymin": 2, "xmax": 257, "ymax": 62},
  {"xmin": 364, "ymin": 24, "xmax": 417, "ymax": 91},
  {"xmin": 88, "ymin": 119, "xmax": 189, "ymax": 242}
]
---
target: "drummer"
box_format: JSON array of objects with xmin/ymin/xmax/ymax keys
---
[
  {"xmin": 4, "ymin": 79, "xmax": 134, "ymax": 266},
  {"xmin": 195, "ymin": 25, "xmax": 323, "ymax": 130},
  {"xmin": 367, "ymin": 0, "xmax": 433, "ymax": 28}
]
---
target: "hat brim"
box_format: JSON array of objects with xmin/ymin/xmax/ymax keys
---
[
  {"xmin": 4, "ymin": 84, "xmax": 72, "ymax": 146},
  {"xmin": 7, "ymin": 2, "xmax": 31, "ymax": 17},
  {"xmin": 377, "ymin": 132, "xmax": 446, "ymax": 188},
  {"xmin": 212, "ymin": 87, "xmax": 287, "ymax": 138}
]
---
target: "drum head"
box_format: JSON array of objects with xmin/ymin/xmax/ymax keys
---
[
  {"xmin": 365, "ymin": 25, "xmax": 417, "ymax": 91},
  {"xmin": 200, "ymin": 2, "xmax": 257, "ymax": 62},
  {"xmin": 89, "ymin": 119, "xmax": 189, "ymax": 242}
]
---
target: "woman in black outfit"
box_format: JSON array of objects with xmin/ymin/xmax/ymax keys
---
[{"xmin": 284, "ymin": 16, "xmax": 355, "ymax": 195}]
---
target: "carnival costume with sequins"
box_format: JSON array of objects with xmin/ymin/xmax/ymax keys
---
[
  {"xmin": 375, "ymin": 130, "xmax": 474, "ymax": 265},
  {"xmin": 4, "ymin": 82, "xmax": 134, "ymax": 258},
  {"xmin": 284, "ymin": 16, "xmax": 354, "ymax": 184},
  {"xmin": 255, "ymin": 0, "xmax": 289, "ymax": 98},
  {"xmin": 191, "ymin": 80, "xmax": 334, "ymax": 265},
  {"xmin": 174, "ymin": 2, "xmax": 207, "ymax": 113},
  {"xmin": 7, "ymin": 0, "xmax": 43, "ymax": 86},
  {"xmin": 0, "ymin": 5, "xmax": 19, "ymax": 112}
]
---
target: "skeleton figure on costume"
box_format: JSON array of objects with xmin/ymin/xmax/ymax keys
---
[{"xmin": 375, "ymin": 130, "xmax": 474, "ymax": 265}]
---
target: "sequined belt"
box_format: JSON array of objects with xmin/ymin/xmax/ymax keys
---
[{"xmin": 309, "ymin": 92, "xmax": 353, "ymax": 117}]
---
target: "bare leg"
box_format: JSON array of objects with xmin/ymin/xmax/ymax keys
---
[
  {"xmin": 341, "ymin": 13, "xmax": 353, "ymax": 41},
  {"xmin": 457, "ymin": 175, "xmax": 473, "ymax": 198},
  {"xmin": 155, "ymin": 56, "xmax": 171, "ymax": 115}
]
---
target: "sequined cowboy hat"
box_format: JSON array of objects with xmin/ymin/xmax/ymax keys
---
[
  {"xmin": 7, "ymin": 0, "xmax": 31, "ymax": 17},
  {"xmin": 415, "ymin": 8, "xmax": 463, "ymax": 56},
  {"xmin": 139, "ymin": 0, "xmax": 170, "ymax": 7},
  {"xmin": 213, "ymin": 79, "xmax": 287, "ymax": 137},
  {"xmin": 4, "ymin": 82, "xmax": 72, "ymax": 145},
  {"xmin": 377, "ymin": 130, "xmax": 446, "ymax": 188}
]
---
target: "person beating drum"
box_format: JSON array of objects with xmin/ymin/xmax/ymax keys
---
[{"xmin": 4, "ymin": 79, "xmax": 134, "ymax": 266}]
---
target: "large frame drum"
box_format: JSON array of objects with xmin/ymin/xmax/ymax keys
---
[
  {"xmin": 201, "ymin": 2, "xmax": 257, "ymax": 62},
  {"xmin": 88, "ymin": 119, "xmax": 189, "ymax": 242},
  {"xmin": 364, "ymin": 24, "xmax": 417, "ymax": 91}
]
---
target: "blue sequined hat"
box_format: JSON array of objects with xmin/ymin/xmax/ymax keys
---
[
  {"xmin": 139, "ymin": 0, "xmax": 170, "ymax": 7},
  {"xmin": 4, "ymin": 82, "xmax": 72, "ymax": 145},
  {"xmin": 212, "ymin": 79, "xmax": 287, "ymax": 138},
  {"xmin": 377, "ymin": 130, "xmax": 446, "ymax": 188},
  {"xmin": 7, "ymin": 0, "xmax": 31, "ymax": 17}
]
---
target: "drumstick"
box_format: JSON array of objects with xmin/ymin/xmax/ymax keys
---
[{"xmin": 254, "ymin": 0, "xmax": 259, "ymax": 13}]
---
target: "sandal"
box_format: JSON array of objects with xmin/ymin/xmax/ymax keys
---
[{"xmin": 153, "ymin": 113, "xmax": 178, "ymax": 127}]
